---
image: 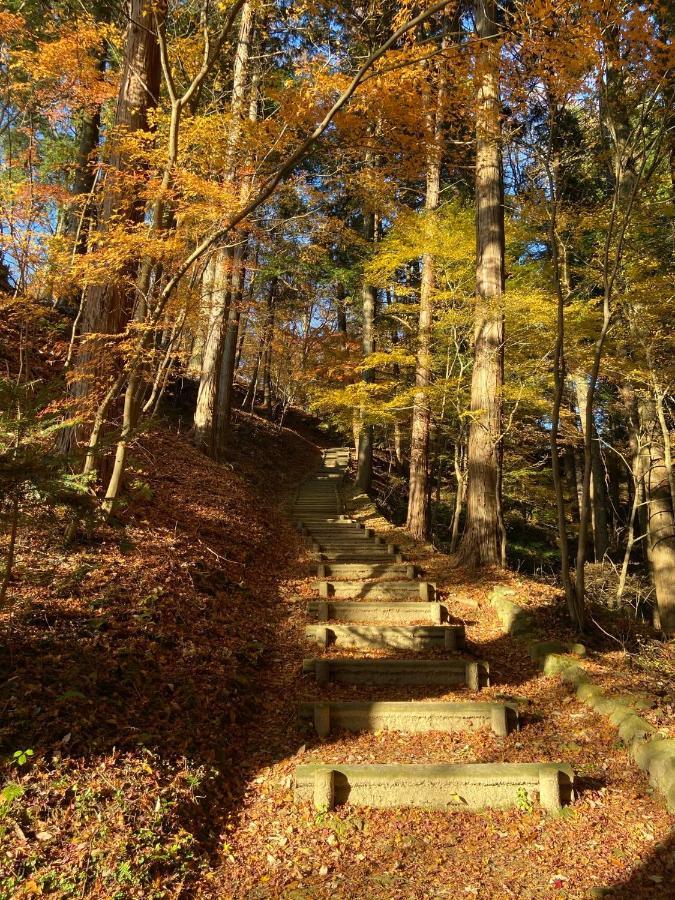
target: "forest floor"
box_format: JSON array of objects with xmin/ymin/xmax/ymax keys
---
[{"xmin": 0, "ymin": 411, "xmax": 673, "ymax": 899}]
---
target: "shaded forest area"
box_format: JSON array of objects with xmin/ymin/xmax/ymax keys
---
[{"xmin": 0, "ymin": 0, "xmax": 673, "ymax": 895}]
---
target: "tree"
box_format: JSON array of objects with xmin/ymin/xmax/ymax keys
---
[{"xmin": 457, "ymin": 0, "xmax": 505, "ymax": 567}]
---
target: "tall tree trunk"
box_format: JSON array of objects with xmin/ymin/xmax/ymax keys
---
[
  {"xmin": 193, "ymin": 0, "xmax": 255, "ymax": 451},
  {"xmin": 261, "ymin": 277, "xmax": 277, "ymax": 412},
  {"xmin": 59, "ymin": 0, "xmax": 165, "ymax": 455},
  {"xmin": 457, "ymin": 0, "xmax": 505, "ymax": 568},
  {"xmin": 194, "ymin": 249, "xmax": 231, "ymax": 447},
  {"xmin": 215, "ymin": 248, "xmax": 248, "ymax": 449},
  {"xmin": 636, "ymin": 390, "xmax": 675, "ymax": 635},
  {"xmin": 355, "ymin": 212, "xmax": 377, "ymax": 493},
  {"xmin": 573, "ymin": 374, "xmax": 610, "ymax": 562},
  {"xmin": 406, "ymin": 49, "xmax": 444, "ymax": 540},
  {"xmin": 335, "ymin": 281, "xmax": 348, "ymax": 337},
  {"xmin": 449, "ymin": 436, "xmax": 467, "ymax": 554}
]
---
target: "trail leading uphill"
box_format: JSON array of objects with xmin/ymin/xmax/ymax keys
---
[{"xmin": 292, "ymin": 449, "xmax": 573, "ymax": 814}]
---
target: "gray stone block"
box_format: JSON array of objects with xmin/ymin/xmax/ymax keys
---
[
  {"xmin": 302, "ymin": 657, "xmax": 489, "ymax": 689},
  {"xmin": 304, "ymin": 623, "xmax": 465, "ymax": 651},
  {"xmin": 315, "ymin": 580, "xmax": 435, "ymax": 601},
  {"xmin": 316, "ymin": 562, "xmax": 414, "ymax": 579},
  {"xmin": 307, "ymin": 600, "xmax": 445, "ymax": 625},
  {"xmin": 299, "ymin": 700, "xmax": 518, "ymax": 737},
  {"xmin": 294, "ymin": 762, "xmax": 574, "ymax": 812}
]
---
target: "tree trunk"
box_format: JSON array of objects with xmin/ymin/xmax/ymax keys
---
[
  {"xmin": 59, "ymin": 0, "xmax": 165, "ymax": 455},
  {"xmin": 262, "ymin": 278, "xmax": 277, "ymax": 412},
  {"xmin": 336, "ymin": 281, "xmax": 348, "ymax": 337},
  {"xmin": 574, "ymin": 374, "xmax": 610, "ymax": 562},
  {"xmin": 636, "ymin": 390, "xmax": 675, "ymax": 635},
  {"xmin": 193, "ymin": 0, "xmax": 255, "ymax": 451},
  {"xmin": 449, "ymin": 437, "xmax": 467, "ymax": 554},
  {"xmin": 215, "ymin": 247, "xmax": 247, "ymax": 450},
  {"xmin": 457, "ymin": 0, "xmax": 505, "ymax": 568},
  {"xmin": 406, "ymin": 51, "xmax": 443, "ymax": 540},
  {"xmin": 194, "ymin": 249, "xmax": 231, "ymax": 448},
  {"xmin": 355, "ymin": 211, "xmax": 377, "ymax": 493}
]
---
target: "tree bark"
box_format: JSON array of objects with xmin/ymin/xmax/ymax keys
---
[
  {"xmin": 406, "ymin": 49, "xmax": 444, "ymax": 540},
  {"xmin": 194, "ymin": 249, "xmax": 232, "ymax": 447},
  {"xmin": 355, "ymin": 211, "xmax": 377, "ymax": 492},
  {"xmin": 636, "ymin": 390, "xmax": 675, "ymax": 635},
  {"xmin": 457, "ymin": 0, "xmax": 505, "ymax": 568},
  {"xmin": 193, "ymin": 0, "xmax": 255, "ymax": 451},
  {"xmin": 59, "ymin": 0, "xmax": 166, "ymax": 455},
  {"xmin": 262, "ymin": 277, "xmax": 277, "ymax": 412},
  {"xmin": 215, "ymin": 247, "xmax": 247, "ymax": 449},
  {"xmin": 573, "ymin": 374, "xmax": 610, "ymax": 562}
]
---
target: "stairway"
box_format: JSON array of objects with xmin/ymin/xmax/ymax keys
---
[{"xmin": 292, "ymin": 448, "xmax": 574, "ymax": 814}]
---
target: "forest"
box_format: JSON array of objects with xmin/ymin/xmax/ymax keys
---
[{"xmin": 0, "ymin": 0, "xmax": 674, "ymax": 896}]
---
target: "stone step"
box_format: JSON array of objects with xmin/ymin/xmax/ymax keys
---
[
  {"xmin": 308, "ymin": 538, "xmax": 389, "ymax": 548},
  {"xmin": 302, "ymin": 657, "xmax": 489, "ymax": 689},
  {"xmin": 316, "ymin": 563, "xmax": 415, "ymax": 579},
  {"xmin": 314, "ymin": 581, "xmax": 435, "ymax": 601},
  {"xmin": 295, "ymin": 762, "xmax": 574, "ymax": 813},
  {"xmin": 307, "ymin": 600, "xmax": 445, "ymax": 624},
  {"xmin": 299, "ymin": 700, "xmax": 518, "ymax": 738},
  {"xmin": 311, "ymin": 544, "xmax": 385, "ymax": 552},
  {"xmin": 296, "ymin": 515, "xmax": 352, "ymax": 523},
  {"xmin": 312, "ymin": 547, "xmax": 402, "ymax": 562},
  {"xmin": 310, "ymin": 536, "xmax": 389, "ymax": 545},
  {"xmin": 297, "ymin": 493, "xmax": 339, "ymax": 499},
  {"xmin": 305, "ymin": 623, "xmax": 465, "ymax": 651},
  {"xmin": 314, "ymin": 552, "xmax": 403, "ymax": 564},
  {"xmin": 307, "ymin": 533, "xmax": 384, "ymax": 543},
  {"xmin": 295, "ymin": 503, "xmax": 339, "ymax": 509},
  {"xmin": 296, "ymin": 506, "xmax": 337, "ymax": 510},
  {"xmin": 298, "ymin": 516, "xmax": 366, "ymax": 537}
]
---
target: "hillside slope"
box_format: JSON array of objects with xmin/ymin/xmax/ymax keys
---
[{"xmin": 0, "ymin": 410, "xmax": 321, "ymax": 896}]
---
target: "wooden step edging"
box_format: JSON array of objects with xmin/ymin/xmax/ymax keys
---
[
  {"xmin": 302, "ymin": 657, "xmax": 488, "ymax": 689},
  {"xmin": 314, "ymin": 580, "xmax": 435, "ymax": 600},
  {"xmin": 305, "ymin": 623, "xmax": 465, "ymax": 651},
  {"xmin": 294, "ymin": 762, "xmax": 574, "ymax": 813},
  {"xmin": 307, "ymin": 600, "xmax": 445, "ymax": 624},
  {"xmin": 299, "ymin": 700, "xmax": 518, "ymax": 738}
]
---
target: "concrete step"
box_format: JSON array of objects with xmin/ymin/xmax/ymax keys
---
[
  {"xmin": 314, "ymin": 552, "xmax": 403, "ymax": 564},
  {"xmin": 295, "ymin": 762, "xmax": 574, "ymax": 813},
  {"xmin": 299, "ymin": 700, "xmax": 518, "ymax": 738},
  {"xmin": 314, "ymin": 581, "xmax": 435, "ymax": 601},
  {"xmin": 302, "ymin": 657, "xmax": 489, "ymax": 689},
  {"xmin": 311, "ymin": 543, "xmax": 397, "ymax": 555},
  {"xmin": 305, "ymin": 623, "xmax": 465, "ymax": 651},
  {"xmin": 308, "ymin": 535, "xmax": 388, "ymax": 543},
  {"xmin": 295, "ymin": 518, "xmax": 345, "ymax": 525},
  {"xmin": 297, "ymin": 493, "xmax": 339, "ymax": 499},
  {"xmin": 302, "ymin": 515, "xmax": 366, "ymax": 537},
  {"xmin": 316, "ymin": 563, "xmax": 415, "ymax": 579},
  {"xmin": 295, "ymin": 503, "xmax": 339, "ymax": 509},
  {"xmin": 311, "ymin": 541, "xmax": 390, "ymax": 551},
  {"xmin": 308, "ymin": 534, "xmax": 385, "ymax": 544},
  {"xmin": 296, "ymin": 505, "xmax": 337, "ymax": 510},
  {"xmin": 312, "ymin": 547, "xmax": 402, "ymax": 562},
  {"xmin": 307, "ymin": 600, "xmax": 445, "ymax": 624}
]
